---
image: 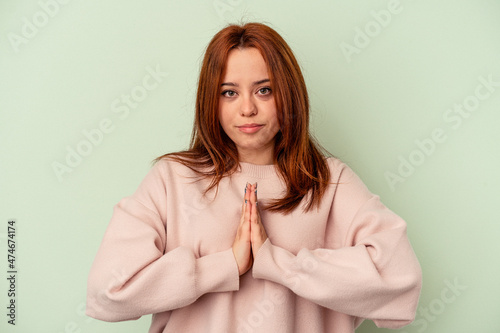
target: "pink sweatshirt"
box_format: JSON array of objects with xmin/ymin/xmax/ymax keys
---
[{"xmin": 86, "ymin": 157, "xmax": 422, "ymax": 332}]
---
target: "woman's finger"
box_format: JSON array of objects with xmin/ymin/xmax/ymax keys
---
[
  {"xmin": 250, "ymin": 183, "xmax": 268, "ymax": 256},
  {"xmin": 232, "ymin": 183, "xmax": 253, "ymax": 275}
]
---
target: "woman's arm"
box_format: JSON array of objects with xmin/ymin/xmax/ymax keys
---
[
  {"xmin": 251, "ymin": 162, "xmax": 422, "ymax": 329},
  {"xmin": 86, "ymin": 160, "xmax": 240, "ymax": 322}
]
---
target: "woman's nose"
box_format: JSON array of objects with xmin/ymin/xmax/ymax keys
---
[{"xmin": 239, "ymin": 95, "xmax": 257, "ymax": 116}]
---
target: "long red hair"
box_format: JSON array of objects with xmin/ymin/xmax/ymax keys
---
[{"xmin": 157, "ymin": 22, "xmax": 331, "ymax": 213}]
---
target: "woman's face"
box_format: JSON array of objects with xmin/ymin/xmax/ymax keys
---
[{"xmin": 218, "ymin": 48, "xmax": 280, "ymax": 165}]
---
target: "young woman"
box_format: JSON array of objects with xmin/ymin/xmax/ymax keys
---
[{"xmin": 86, "ymin": 23, "xmax": 422, "ymax": 333}]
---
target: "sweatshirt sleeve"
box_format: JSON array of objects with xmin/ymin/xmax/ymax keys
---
[
  {"xmin": 86, "ymin": 160, "xmax": 240, "ymax": 322},
  {"xmin": 252, "ymin": 161, "xmax": 422, "ymax": 329}
]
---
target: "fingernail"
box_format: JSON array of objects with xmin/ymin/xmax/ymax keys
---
[{"xmin": 255, "ymin": 182, "xmax": 258, "ymax": 194}]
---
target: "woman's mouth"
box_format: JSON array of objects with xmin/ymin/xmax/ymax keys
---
[{"xmin": 237, "ymin": 124, "xmax": 264, "ymax": 134}]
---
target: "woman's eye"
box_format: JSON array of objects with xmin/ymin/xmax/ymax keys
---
[
  {"xmin": 221, "ymin": 90, "xmax": 236, "ymax": 97},
  {"xmin": 258, "ymin": 87, "xmax": 271, "ymax": 95}
]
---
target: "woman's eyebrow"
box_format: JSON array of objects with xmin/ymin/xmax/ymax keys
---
[
  {"xmin": 221, "ymin": 79, "xmax": 270, "ymax": 87},
  {"xmin": 253, "ymin": 78, "xmax": 270, "ymax": 85}
]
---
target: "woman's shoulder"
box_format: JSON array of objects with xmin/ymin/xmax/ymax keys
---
[
  {"xmin": 154, "ymin": 155, "xmax": 203, "ymax": 176},
  {"xmin": 325, "ymin": 156, "xmax": 348, "ymax": 177},
  {"xmin": 153, "ymin": 154, "xmax": 218, "ymax": 184},
  {"xmin": 325, "ymin": 156, "xmax": 344, "ymax": 168},
  {"xmin": 324, "ymin": 156, "xmax": 367, "ymax": 189}
]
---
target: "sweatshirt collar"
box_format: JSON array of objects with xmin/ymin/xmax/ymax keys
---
[{"xmin": 238, "ymin": 162, "xmax": 278, "ymax": 179}]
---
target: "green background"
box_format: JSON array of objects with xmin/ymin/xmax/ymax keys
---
[{"xmin": 1, "ymin": 0, "xmax": 499, "ymax": 332}]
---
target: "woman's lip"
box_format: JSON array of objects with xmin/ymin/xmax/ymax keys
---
[{"xmin": 237, "ymin": 124, "xmax": 264, "ymax": 133}]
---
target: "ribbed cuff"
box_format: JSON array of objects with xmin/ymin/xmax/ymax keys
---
[
  {"xmin": 252, "ymin": 239, "xmax": 293, "ymax": 284},
  {"xmin": 194, "ymin": 248, "xmax": 240, "ymax": 296}
]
